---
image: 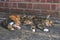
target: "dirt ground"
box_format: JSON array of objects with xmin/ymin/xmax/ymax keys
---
[{"xmin": 0, "ymin": 24, "xmax": 60, "ymax": 40}]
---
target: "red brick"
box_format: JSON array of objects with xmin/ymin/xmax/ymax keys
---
[
  {"xmin": 12, "ymin": 3, "xmax": 17, "ymax": 8},
  {"xmin": 52, "ymin": 0, "xmax": 59, "ymax": 3},
  {"xmin": 41, "ymin": 0, "xmax": 45, "ymax": 2},
  {"xmin": 32, "ymin": 0, "xmax": 40, "ymax": 2},
  {"xmin": 0, "ymin": 3, "xmax": 4, "ymax": 7},
  {"xmin": 15, "ymin": 0, "xmax": 22, "ymax": 2},
  {"xmin": 9, "ymin": 9, "xmax": 24, "ymax": 13},
  {"xmin": 18, "ymin": 3, "xmax": 27, "ymax": 8},
  {"xmin": 24, "ymin": 0, "xmax": 31, "ymax": 2},
  {"xmin": 33, "ymin": 4, "xmax": 41, "ymax": 9},
  {"xmin": 25, "ymin": 9, "xmax": 40, "ymax": 14},
  {"xmin": 0, "ymin": 8, "xmax": 9, "ymax": 12},
  {"xmin": 9, "ymin": 0, "xmax": 15, "ymax": 2},
  {"xmin": 8, "ymin": 3, "xmax": 17, "ymax": 8},
  {"xmin": 8, "ymin": 3, "xmax": 12, "ymax": 8},
  {"xmin": 51, "ymin": 4, "xmax": 56, "ymax": 10},
  {"xmin": 42, "ymin": 4, "xmax": 50, "ymax": 10},
  {"xmin": 33, "ymin": 4, "xmax": 50, "ymax": 10},
  {"xmin": 47, "ymin": 0, "xmax": 53, "ymax": 3},
  {"xmin": 27, "ymin": 4, "xmax": 32, "ymax": 9},
  {"xmin": 5, "ymin": 3, "xmax": 8, "ymax": 7},
  {"xmin": 56, "ymin": 4, "xmax": 60, "ymax": 11}
]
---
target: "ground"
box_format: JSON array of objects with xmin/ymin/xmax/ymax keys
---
[{"xmin": 0, "ymin": 24, "xmax": 60, "ymax": 40}]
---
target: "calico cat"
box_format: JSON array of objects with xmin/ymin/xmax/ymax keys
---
[{"xmin": 7, "ymin": 14, "xmax": 21, "ymax": 30}]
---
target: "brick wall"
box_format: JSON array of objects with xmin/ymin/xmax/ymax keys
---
[{"xmin": 0, "ymin": 0, "xmax": 60, "ymax": 18}]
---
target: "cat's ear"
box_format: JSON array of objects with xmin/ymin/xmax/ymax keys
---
[{"xmin": 46, "ymin": 15, "xmax": 50, "ymax": 19}]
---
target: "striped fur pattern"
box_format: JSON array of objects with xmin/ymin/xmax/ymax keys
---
[{"xmin": 1, "ymin": 14, "xmax": 53, "ymax": 32}]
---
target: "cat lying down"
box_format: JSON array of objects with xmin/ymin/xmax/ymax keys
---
[
  {"xmin": 6, "ymin": 14, "xmax": 21, "ymax": 31},
  {"xmin": 1, "ymin": 14, "xmax": 53, "ymax": 32}
]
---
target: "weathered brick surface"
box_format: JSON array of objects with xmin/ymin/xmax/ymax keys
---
[
  {"xmin": 18, "ymin": 3, "xmax": 27, "ymax": 8},
  {"xmin": 41, "ymin": 0, "xmax": 46, "ymax": 2},
  {"xmin": 51, "ymin": 4, "xmax": 56, "ymax": 10},
  {"xmin": 0, "ymin": 0, "xmax": 60, "ymax": 18},
  {"xmin": 0, "ymin": 2, "xmax": 4, "ymax": 7},
  {"xmin": 47, "ymin": 0, "xmax": 52, "ymax": 3},
  {"xmin": 27, "ymin": 3, "xmax": 32, "ymax": 9},
  {"xmin": 52, "ymin": 0, "xmax": 59, "ymax": 3}
]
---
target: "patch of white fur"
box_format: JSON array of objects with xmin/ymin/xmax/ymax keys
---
[
  {"xmin": 28, "ymin": 22, "xmax": 32, "ymax": 24},
  {"xmin": 32, "ymin": 29, "xmax": 35, "ymax": 32},
  {"xmin": 13, "ymin": 25, "xmax": 21, "ymax": 29},
  {"xmin": 11, "ymin": 28, "xmax": 15, "ymax": 30},
  {"xmin": 43, "ymin": 28, "xmax": 49, "ymax": 32},
  {"xmin": 46, "ymin": 23, "xmax": 49, "ymax": 26},
  {"xmin": 47, "ymin": 15, "xmax": 50, "ymax": 18},
  {"xmin": 9, "ymin": 22, "xmax": 14, "ymax": 26},
  {"xmin": 16, "ymin": 26, "xmax": 21, "ymax": 29}
]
